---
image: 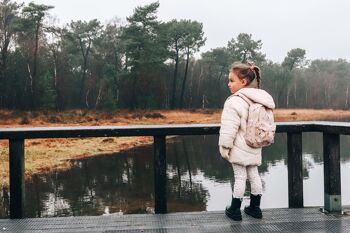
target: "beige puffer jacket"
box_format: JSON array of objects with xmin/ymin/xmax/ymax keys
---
[{"xmin": 218, "ymin": 88, "xmax": 275, "ymax": 166}]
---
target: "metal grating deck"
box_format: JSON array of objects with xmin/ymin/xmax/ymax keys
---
[{"xmin": 0, "ymin": 208, "xmax": 349, "ymax": 233}]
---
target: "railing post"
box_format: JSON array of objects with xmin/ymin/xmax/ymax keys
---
[
  {"xmin": 153, "ymin": 135, "xmax": 167, "ymax": 213},
  {"xmin": 287, "ymin": 133, "xmax": 303, "ymax": 208},
  {"xmin": 323, "ymin": 133, "xmax": 341, "ymax": 213},
  {"xmin": 9, "ymin": 139, "xmax": 25, "ymax": 219}
]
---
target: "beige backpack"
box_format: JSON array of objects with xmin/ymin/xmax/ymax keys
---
[{"xmin": 235, "ymin": 93, "xmax": 276, "ymax": 148}]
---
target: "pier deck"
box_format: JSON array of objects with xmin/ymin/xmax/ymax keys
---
[{"xmin": 0, "ymin": 208, "xmax": 349, "ymax": 232}]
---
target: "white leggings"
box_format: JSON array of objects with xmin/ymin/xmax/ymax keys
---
[{"xmin": 232, "ymin": 164, "xmax": 263, "ymax": 198}]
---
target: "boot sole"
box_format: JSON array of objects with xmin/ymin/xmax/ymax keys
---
[
  {"xmin": 225, "ymin": 209, "xmax": 242, "ymax": 221},
  {"xmin": 244, "ymin": 208, "xmax": 262, "ymax": 219}
]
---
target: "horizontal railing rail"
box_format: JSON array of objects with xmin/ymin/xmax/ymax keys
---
[{"xmin": 1, "ymin": 121, "xmax": 349, "ymax": 218}]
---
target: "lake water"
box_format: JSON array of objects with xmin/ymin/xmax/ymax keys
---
[{"xmin": 1, "ymin": 132, "xmax": 350, "ymax": 218}]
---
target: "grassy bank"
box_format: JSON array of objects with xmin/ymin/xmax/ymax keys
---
[{"xmin": 1, "ymin": 108, "xmax": 350, "ymax": 186}]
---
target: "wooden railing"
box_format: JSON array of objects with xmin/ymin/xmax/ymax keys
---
[{"xmin": 1, "ymin": 121, "xmax": 349, "ymax": 219}]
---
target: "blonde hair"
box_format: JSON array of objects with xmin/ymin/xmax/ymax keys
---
[{"xmin": 230, "ymin": 62, "xmax": 261, "ymax": 88}]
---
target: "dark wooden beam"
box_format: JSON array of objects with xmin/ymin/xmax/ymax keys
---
[
  {"xmin": 1, "ymin": 122, "xmax": 350, "ymax": 140},
  {"xmin": 323, "ymin": 133, "xmax": 341, "ymax": 213},
  {"xmin": 9, "ymin": 139, "xmax": 25, "ymax": 219},
  {"xmin": 154, "ymin": 136, "xmax": 167, "ymax": 213},
  {"xmin": 287, "ymin": 133, "xmax": 303, "ymax": 208}
]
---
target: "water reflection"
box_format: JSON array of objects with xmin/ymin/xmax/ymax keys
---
[{"xmin": 1, "ymin": 133, "xmax": 350, "ymax": 218}]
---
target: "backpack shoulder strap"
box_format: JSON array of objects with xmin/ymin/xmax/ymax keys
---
[{"xmin": 234, "ymin": 93, "xmax": 254, "ymax": 106}]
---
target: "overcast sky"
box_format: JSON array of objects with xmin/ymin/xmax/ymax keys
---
[{"xmin": 19, "ymin": 0, "xmax": 349, "ymax": 63}]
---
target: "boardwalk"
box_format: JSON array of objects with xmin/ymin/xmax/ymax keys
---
[{"xmin": 0, "ymin": 208, "xmax": 349, "ymax": 233}]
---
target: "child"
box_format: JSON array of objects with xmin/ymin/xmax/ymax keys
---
[{"xmin": 218, "ymin": 62, "xmax": 275, "ymax": 221}]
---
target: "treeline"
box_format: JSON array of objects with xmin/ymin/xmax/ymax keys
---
[{"xmin": 0, "ymin": 0, "xmax": 349, "ymax": 110}]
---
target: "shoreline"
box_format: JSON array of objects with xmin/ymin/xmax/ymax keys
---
[{"xmin": 1, "ymin": 108, "xmax": 350, "ymax": 186}]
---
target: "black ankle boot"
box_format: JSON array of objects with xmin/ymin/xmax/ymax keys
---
[
  {"xmin": 225, "ymin": 197, "xmax": 242, "ymax": 221},
  {"xmin": 244, "ymin": 194, "xmax": 262, "ymax": 219}
]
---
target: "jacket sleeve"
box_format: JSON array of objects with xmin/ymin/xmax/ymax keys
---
[{"xmin": 218, "ymin": 97, "xmax": 242, "ymax": 148}]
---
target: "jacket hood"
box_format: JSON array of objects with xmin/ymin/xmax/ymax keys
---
[{"xmin": 237, "ymin": 88, "xmax": 275, "ymax": 109}]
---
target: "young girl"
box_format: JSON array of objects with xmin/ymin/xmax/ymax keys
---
[{"xmin": 218, "ymin": 62, "xmax": 275, "ymax": 221}]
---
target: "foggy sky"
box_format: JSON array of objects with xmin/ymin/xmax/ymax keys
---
[{"xmin": 19, "ymin": 0, "xmax": 349, "ymax": 63}]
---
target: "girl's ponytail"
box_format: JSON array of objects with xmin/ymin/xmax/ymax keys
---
[{"xmin": 253, "ymin": 66, "xmax": 261, "ymax": 88}]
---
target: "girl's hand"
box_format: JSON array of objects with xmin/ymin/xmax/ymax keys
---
[{"xmin": 219, "ymin": 146, "xmax": 231, "ymax": 160}]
